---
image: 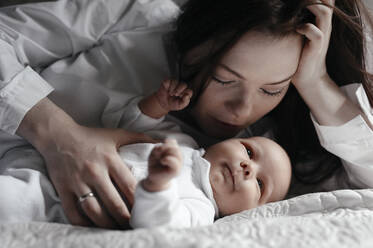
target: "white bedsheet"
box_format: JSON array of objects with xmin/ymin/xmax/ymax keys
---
[{"xmin": 1, "ymin": 188, "xmax": 373, "ymax": 248}]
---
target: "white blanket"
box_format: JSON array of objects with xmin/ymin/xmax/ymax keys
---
[{"xmin": 1, "ymin": 188, "xmax": 373, "ymax": 248}]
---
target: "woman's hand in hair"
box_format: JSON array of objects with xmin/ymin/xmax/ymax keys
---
[
  {"xmin": 17, "ymin": 97, "xmax": 157, "ymax": 229},
  {"xmin": 290, "ymin": 0, "xmax": 367, "ymax": 127},
  {"xmin": 292, "ymin": 0, "xmax": 335, "ymax": 90}
]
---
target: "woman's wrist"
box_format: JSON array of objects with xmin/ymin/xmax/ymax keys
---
[
  {"xmin": 293, "ymin": 74, "xmax": 362, "ymax": 126},
  {"xmin": 16, "ymin": 97, "xmax": 79, "ymax": 154}
]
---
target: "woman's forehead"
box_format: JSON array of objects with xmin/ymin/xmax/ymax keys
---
[{"xmin": 219, "ymin": 31, "xmax": 303, "ymax": 83}]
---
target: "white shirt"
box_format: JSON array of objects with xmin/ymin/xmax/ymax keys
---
[
  {"xmin": 117, "ymin": 96, "xmax": 218, "ymax": 228},
  {"xmin": 120, "ymin": 143, "xmax": 217, "ymax": 228},
  {"xmin": 0, "ymin": 0, "xmax": 372, "ymax": 194}
]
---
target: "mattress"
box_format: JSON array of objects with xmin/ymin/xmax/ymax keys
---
[{"xmin": 2, "ymin": 189, "xmax": 373, "ymax": 248}]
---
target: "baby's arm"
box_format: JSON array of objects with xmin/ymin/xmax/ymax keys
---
[
  {"xmin": 139, "ymin": 79, "xmax": 193, "ymax": 119},
  {"xmin": 142, "ymin": 139, "xmax": 182, "ymax": 192},
  {"xmin": 130, "ymin": 139, "xmax": 215, "ymax": 228}
]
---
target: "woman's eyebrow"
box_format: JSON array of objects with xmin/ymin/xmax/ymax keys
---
[
  {"xmin": 266, "ymin": 72, "xmax": 296, "ymax": 85},
  {"xmin": 218, "ymin": 63, "xmax": 296, "ymax": 85},
  {"xmin": 218, "ymin": 63, "xmax": 245, "ymax": 80}
]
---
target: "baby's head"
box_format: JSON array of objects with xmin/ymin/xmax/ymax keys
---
[{"xmin": 203, "ymin": 136, "xmax": 291, "ymax": 217}]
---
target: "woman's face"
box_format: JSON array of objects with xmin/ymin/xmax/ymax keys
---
[{"xmin": 190, "ymin": 31, "xmax": 303, "ymax": 138}]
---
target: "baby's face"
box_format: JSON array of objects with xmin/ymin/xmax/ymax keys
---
[{"xmin": 204, "ymin": 137, "xmax": 291, "ymax": 216}]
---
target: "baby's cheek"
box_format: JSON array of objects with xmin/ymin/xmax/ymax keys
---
[{"xmin": 210, "ymin": 171, "xmax": 223, "ymax": 186}]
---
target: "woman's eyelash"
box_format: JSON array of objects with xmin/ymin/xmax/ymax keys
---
[
  {"xmin": 261, "ymin": 88, "xmax": 284, "ymax": 96},
  {"xmin": 212, "ymin": 76, "xmax": 235, "ymax": 85},
  {"xmin": 213, "ymin": 76, "xmax": 284, "ymax": 96}
]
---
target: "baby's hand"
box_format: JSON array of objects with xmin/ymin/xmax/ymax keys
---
[
  {"xmin": 155, "ymin": 79, "xmax": 193, "ymax": 112},
  {"xmin": 142, "ymin": 139, "xmax": 183, "ymax": 192}
]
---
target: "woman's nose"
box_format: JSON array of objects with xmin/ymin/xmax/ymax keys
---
[
  {"xmin": 225, "ymin": 93, "xmax": 252, "ymax": 120},
  {"xmin": 240, "ymin": 162, "xmax": 255, "ymax": 179}
]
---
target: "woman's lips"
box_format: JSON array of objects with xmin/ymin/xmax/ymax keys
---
[{"xmin": 213, "ymin": 118, "xmax": 241, "ymax": 130}]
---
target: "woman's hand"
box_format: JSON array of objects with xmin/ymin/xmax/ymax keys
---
[
  {"xmin": 17, "ymin": 98, "xmax": 157, "ymax": 229},
  {"xmin": 292, "ymin": 0, "xmax": 335, "ymax": 90},
  {"xmin": 289, "ymin": 0, "xmax": 363, "ymax": 127}
]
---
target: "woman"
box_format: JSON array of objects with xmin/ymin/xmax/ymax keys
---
[{"xmin": 0, "ymin": 0, "xmax": 372, "ymax": 228}]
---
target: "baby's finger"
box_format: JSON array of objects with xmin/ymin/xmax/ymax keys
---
[
  {"xmin": 181, "ymin": 89, "xmax": 193, "ymax": 100},
  {"xmin": 168, "ymin": 80, "xmax": 179, "ymax": 96},
  {"xmin": 184, "ymin": 89, "xmax": 193, "ymax": 98},
  {"xmin": 179, "ymin": 93, "xmax": 192, "ymax": 107},
  {"xmin": 162, "ymin": 80, "xmax": 171, "ymax": 91},
  {"xmin": 150, "ymin": 146, "xmax": 163, "ymax": 159},
  {"xmin": 163, "ymin": 139, "xmax": 182, "ymax": 159},
  {"xmin": 174, "ymin": 83, "xmax": 188, "ymax": 97},
  {"xmin": 160, "ymin": 155, "xmax": 180, "ymax": 166},
  {"xmin": 164, "ymin": 138, "xmax": 179, "ymax": 148}
]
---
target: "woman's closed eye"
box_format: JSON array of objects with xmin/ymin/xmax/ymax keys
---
[
  {"xmin": 260, "ymin": 87, "xmax": 285, "ymax": 96},
  {"xmin": 212, "ymin": 75, "xmax": 236, "ymax": 85}
]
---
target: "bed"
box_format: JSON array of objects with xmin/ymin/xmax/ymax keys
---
[
  {"xmin": 2, "ymin": 189, "xmax": 373, "ymax": 247},
  {"xmin": 1, "ymin": 0, "xmax": 373, "ymax": 247}
]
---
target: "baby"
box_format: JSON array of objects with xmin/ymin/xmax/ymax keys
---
[{"xmin": 120, "ymin": 79, "xmax": 292, "ymax": 228}]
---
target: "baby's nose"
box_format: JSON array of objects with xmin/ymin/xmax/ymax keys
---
[{"xmin": 240, "ymin": 162, "xmax": 254, "ymax": 179}]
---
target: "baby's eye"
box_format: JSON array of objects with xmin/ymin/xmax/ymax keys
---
[
  {"xmin": 257, "ymin": 178, "xmax": 263, "ymax": 189},
  {"xmin": 246, "ymin": 147, "xmax": 253, "ymax": 158}
]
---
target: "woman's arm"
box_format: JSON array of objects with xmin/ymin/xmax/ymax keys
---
[
  {"xmin": 17, "ymin": 97, "xmax": 157, "ymax": 228},
  {"xmin": 295, "ymin": 74, "xmax": 371, "ymax": 128},
  {"xmin": 0, "ymin": 0, "xmax": 134, "ymax": 134},
  {"xmin": 292, "ymin": 0, "xmax": 373, "ymax": 188},
  {"xmin": 309, "ymin": 83, "xmax": 373, "ymax": 188},
  {"xmin": 292, "ymin": 0, "xmax": 373, "ymax": 130},
  {"xmin": 0, "ymin": 0, "xmax": 160, "ymax": 228}
]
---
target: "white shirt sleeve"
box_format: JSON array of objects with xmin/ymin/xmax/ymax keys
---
[
  {"xmin": 0, "ymin": 0, "xmax": 134, "ymax": 134},
  {"xmin": 311, "ymin": 83, "xmax": 373, "ymax": 188},
  {"xmin": 117, "ymin": 96, "xmax": 167, "ymax": 132},
  {"xmin": 130, "ymin": 180, "xmax": 215, "ymax": 228},
  {"xmin": 117, "ymin": 96, "xmax": 199, "ymax": 148}
]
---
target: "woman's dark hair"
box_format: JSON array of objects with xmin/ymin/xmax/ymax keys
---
[{"xmin": 173, "ymin": 0, "xmax": 373, "ymax": 184}]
